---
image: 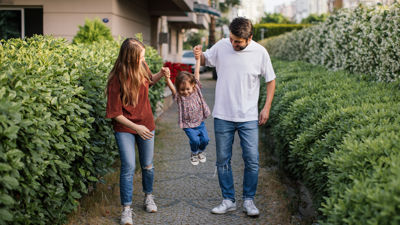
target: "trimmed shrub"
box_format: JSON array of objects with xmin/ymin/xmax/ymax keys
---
[
  {"xmin": 72, "ymin": 18, "xmax": 114, "ymax": 44},
  {"xmin": 253, "ymin": 23, "xmax": 310, "ymax": 41},
  {"xmin": 262, "ymin": 3, "xmax": 400, "ymax": 82},
  {"xmin": 259, "ymin": 59, "xmax": 400, "ymax": 224},
  {"xmin": 0, "ymin": 35, "xmax": 164, "ymax": 224}
]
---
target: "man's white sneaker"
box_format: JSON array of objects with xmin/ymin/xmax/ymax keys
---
[
  {"xmin": 120, "ymin": 207, "xmax": 133, "ymax": 225},
  {"xmin": 243, "ymin": 200, "xmax": 260, "ymax": 216},
  {"xmin": 144, "ymin": 194, "xmax": 157, "ymax": 213},
  {"xmin": 198, "ymin": 152, "xmax": 206, "ymax": 163},
  {"xmin": 191, "ymin": 153, "xmax": 199, "ymax": 165},
  {"xmin": 211, "ymin": 199, "xmax": 237, "ymax": 214}
]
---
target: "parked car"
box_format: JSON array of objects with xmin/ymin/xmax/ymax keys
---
[{"xmin": 181, "ymin": 50, "xmax": 206, "ymax": 73}]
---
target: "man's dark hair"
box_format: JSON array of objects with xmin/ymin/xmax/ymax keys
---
[{"xmin": 229, "ymin": 17, "xmax": 253, "ymax": 39}]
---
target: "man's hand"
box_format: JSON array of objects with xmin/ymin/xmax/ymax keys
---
[
  {"xmin": 135, "ymin": 125, "xmax": 154, "ymax": 140},
  {"xmin": 258, "ymin": 107, "xmax": 270, "ymax": 125},
  {"xmin": 193, "ymin": 45, "xmax": 202, "ymax": 60}
]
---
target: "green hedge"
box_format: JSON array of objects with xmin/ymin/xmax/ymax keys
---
[
  {"xmin": 262, "ymin": 3, "xmax": 400, "ymax": 82},
  {"xmin": 259, "ymin": 59, "xmax": 400, "ymax": 224},
  {"xmin": 253, "ymin": 23, "xmax": 309, "ymax": 41},
  {"xmin": 0, "ymin": 35, "xmax": 164, "ymax": 224}
]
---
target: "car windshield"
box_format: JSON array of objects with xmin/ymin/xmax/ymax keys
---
[{"xmin": 182, "ymin": 51, "xmax": 194, "ymax": 57}]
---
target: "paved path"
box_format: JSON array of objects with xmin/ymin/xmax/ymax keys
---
[
  {"xmin": 69, "ymin": 72, "xmax": 295, "ymax": 225},
  {"xmin": 128, "ymin": 72, "xmax": 289, "ymax": 224}
]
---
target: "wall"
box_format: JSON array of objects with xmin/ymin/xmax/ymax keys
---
[
  {"xmin": 2, "ymin": 0, "xmax": 112, "ymax": 41},
  {"xmin": 1, "ymin": 0, "xmax": 153, "ymax": 42},
  {"xmin": 111, "ymin": 0, "xmax": 151, "ymax": 44}
]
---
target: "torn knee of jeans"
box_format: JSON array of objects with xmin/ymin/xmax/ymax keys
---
[
  {"xmin": 216, "ymin": 162, "xmax": 229, "ymax": 169},
  {"xmin": 143, "ymin": 164, "xmax": 153, "ymax": 170}
]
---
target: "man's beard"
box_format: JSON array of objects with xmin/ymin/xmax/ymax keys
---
[{"xmin": 234, "ymin": 43, "xmax": 248, "ymax": 51}]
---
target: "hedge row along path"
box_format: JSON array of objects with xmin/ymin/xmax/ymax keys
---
[{"xmin": 69, "ymin": 72, "xmax": 315, "ymax": 225}]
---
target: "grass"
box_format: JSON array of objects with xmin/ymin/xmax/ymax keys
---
[{"xmin": 66, "ymin": 162, "xmax": 122, "ymax": 225}]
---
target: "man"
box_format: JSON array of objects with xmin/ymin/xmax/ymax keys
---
[{"xmin": 193, "ymin": 17, "xmax": 276, "ymax": 217}]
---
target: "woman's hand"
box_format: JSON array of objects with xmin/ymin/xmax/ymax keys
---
[
  {"xmin": 135, "ymin": 124, "xmax": 154, "ymax": 140},
  {"xmin": 114, "ymin": 115, "xmax": 154, "ymax": 140},
  {"xmin": 161, "ymin": 67, "xmax": 170, "ymax": 79}
]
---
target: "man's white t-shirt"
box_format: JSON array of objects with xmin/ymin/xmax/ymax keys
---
[{"xmin": 203, "ymin": 38, "xmax": 276, "ymax": 122}]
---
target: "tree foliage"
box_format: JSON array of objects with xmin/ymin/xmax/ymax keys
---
[
  {"xmin": 219, "ymin": 0, "xmax": 241, "ymax": 13},
  {"xmin": 300, "ymin": 13, "xmax": 328, "ymax": 24},
  {"xmin": 72, "ymin": 18, "xmax": 114, "ymax": 44},
  {"xmin": 183, "ymin": 30, "xmax": 207, "ymax": 50},
  {"xmin": 260, "ymin": 12, "xmax": 293, "ymax": 24}
]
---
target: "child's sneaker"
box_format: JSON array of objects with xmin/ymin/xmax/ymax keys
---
[
  {"xmin": 190, "ymin": 153, "xmax": 199, "ymax": 165},
  {"xmin": 198, "ymin": 152, "xmax": 206, "ymax": 163}
]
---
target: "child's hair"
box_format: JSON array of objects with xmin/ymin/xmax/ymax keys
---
[
  {"xmin": 106, "ymin": 38, "xmax": 149, "ymax": 107},
  {"xmin": 174, "ymin": 71, "xmax": 196, "ymax": 91}
]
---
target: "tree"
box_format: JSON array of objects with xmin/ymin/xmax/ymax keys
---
[
  {"xmin": 300, "ymin": 13, "xmax": 328, "ymax": 24},
  {"xmin": 72, "ymin": 18, "xmax": 114, "ymax": 44},
  {"xmin": 183, "ymin": 30, "xmax": 207, "ymax": 50},
  {"xmin": 260, "ymin": 13, "xmax": 293, "ymax": 24},
  {"xmin": 219, "ymin": 0, "xmax": 241, "ymax": 13}
]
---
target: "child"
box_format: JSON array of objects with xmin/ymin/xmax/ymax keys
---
[
  {"xmin": 165, "ymin": 46, "xmax": 211, "ymax": 165},
  {"xmin": 106, "ymin": 38, "xmax": 168, "ymax": 225}
]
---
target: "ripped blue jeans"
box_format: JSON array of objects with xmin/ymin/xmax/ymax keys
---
[
  {"xmin": 115, "ymin": 131, "xmax": 155, "ymax": 206},
  {"xmin": 214, "ymin": 118, "xmax": 259, "ymax": 202}
]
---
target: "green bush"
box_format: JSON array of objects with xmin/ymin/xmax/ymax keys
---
[
  {"xmin": 72, "ymin": 18, "xmax": 114, "ymax": 44},
  {"xmin": 260, "ymin": 59, "xmax": 400, "ymax": 224},
  {"xmin": 0, "ymin": 35, "xmax": 164, "ymax": 224},
  {"xmin": 253, "ymin": 23, "xmax": 309, "ymax": 41},
  {"xmin": 262, "ymin": 3, "xmax": 400, "ymax": 82}
]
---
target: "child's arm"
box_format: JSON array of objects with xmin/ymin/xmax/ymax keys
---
[
  {"xmin": 193, "ymin": 45, "xmax": 202, "ymax": 81},
  {"xmin": 163, "ymin": 68, "xmax": 177, "ymax": 96},
  {"xmin": 194, "ymin": 56, "xmax": 200, "ymax": 81},
  {"xmin": 166, "ymin": 77, "xmax": 176, "ymax": 96}
]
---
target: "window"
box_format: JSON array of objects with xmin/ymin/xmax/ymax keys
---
[
  {"xmin": 0, "ymin": 7, "xmax": 43, "ymax": 40},
  {"xmin": 0, "ymin": 8, "xmax": 23, "ymax": 40}
]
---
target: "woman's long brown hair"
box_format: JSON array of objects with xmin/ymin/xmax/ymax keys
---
[{"xmin": 106, "ymin": 38, "xmax": 150, "ymax": 107}]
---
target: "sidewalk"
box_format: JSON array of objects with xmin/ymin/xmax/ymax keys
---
[
  {"xmin": 127, "ymin": 72, "xmax": 291, "ymax": 224},
  {"xmin": 68, "ymin": 72, "xmax": 295, "ymax": 225}
]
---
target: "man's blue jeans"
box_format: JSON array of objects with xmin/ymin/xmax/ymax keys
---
[
  {"xmin": 214, "ymin": 118, "xmax": 259, "ymax": 202},
  {"xmin": 183, "ymin": 121, "xmax": 209, "ymax": 154},
  {"xmin": 115, "ymin": 131, "xmax": 155, "ymax": 206}
]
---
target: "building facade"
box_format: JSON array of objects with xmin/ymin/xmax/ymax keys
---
[
  {"xmin": 0, "ymin": 0, "xmax": 216, "ymax": 62},
  {"xmin": 341, "ymin": 0, "xmax": 396, "ymax": 8}
]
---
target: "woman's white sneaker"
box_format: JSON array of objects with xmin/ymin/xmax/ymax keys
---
[
  {"xmin": 144, "ymin": 194, "xmax": 157, "ymax": 213},
  {"xmin": 243, "ymin": 199, "xmax": 260, "ymax": 216},
  {"xmin": 211, "ymin": 199, "xmax": 237, "ymax": 214},
  {"xmin": 120, "ymin": 207, "xmax": 133, "ymax": 225}
]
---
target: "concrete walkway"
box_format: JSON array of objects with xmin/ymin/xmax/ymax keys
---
[{"xmin": 126, "ymin": 72, "xmax": 291, "ymax": 224}]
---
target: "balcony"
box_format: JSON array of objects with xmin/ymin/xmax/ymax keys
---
[{"xmin": 149, "ymin": 0, "xmax": 194, "ymax": 16}]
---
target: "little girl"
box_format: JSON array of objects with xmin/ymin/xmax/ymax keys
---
[
  {"xmin": 165, "ymin": 47, "xmax": 211, "ymax": 165},
  {"xmin": 106, "ymin": 38, "xmax": 168, "ymax": 225}
]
